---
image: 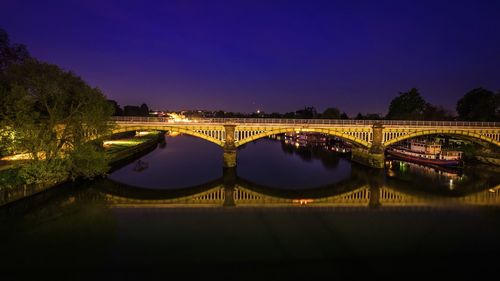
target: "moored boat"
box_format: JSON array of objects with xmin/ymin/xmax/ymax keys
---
[{"xmin": 386, "ymin": 141, "xmax": 463, "ymax": 167}]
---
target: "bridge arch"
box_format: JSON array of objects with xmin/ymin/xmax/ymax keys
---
[
  {"xmin": 111, "ymin": 125, "xmax": 225, "ymax": 147},
  {"xmin": 235, "ymin": 127, "xmax": 371, "ymax": 148},
  {"xmin": 383, "ymin": 129, "xmax": 500, "ymax": 148},
  {"xmin": 98, "ymin": 177, "xmax": 224, "ymax": 201}
]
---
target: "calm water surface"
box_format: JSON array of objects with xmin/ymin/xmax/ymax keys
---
[
  {"xmin": 109, "ymin": 135, "xmax": 353, "ymax": 189},
  {"xmin": 1, "ymin": 134, "xmax": 500, "ymax": 277}
]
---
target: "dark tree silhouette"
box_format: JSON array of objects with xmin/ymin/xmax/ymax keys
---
[
  {"xmin": 0, "ymin": 28, "xmax": 31, "ymax": 71},
  {"xmin": 456, "ymin": 88, "xmax": 499, "ymax": 121},
  {"xmin": 140, "ymin": 103, "xmax": 149, "ymax": 116},
  {"xmin": 386, "ymin": 88, "xmax": 427, "ymax": 120},
  {"xmin": 321, "ymin": 107, "xmax": 340, "ymax": 119},
  {"xmin": 295, "ymin": 107, "xmax": 317, "ymax": 119},
  {"xmin": 108, "ymin": 100, "xmax": 123, "ymax": 116}
]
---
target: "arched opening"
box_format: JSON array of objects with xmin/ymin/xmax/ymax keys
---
[
  {"xmin": 106, "ymin": 127, "xmax": 226, "ymax": 189},
  {"xmin": 97, "ymin": 176, "xmax": 224, "ymax": 201},
  {"xmin": 384, "ymin": 130, "xmax": 499, "ymax": 148},
  {"xmin": 110, "ymin": 126, "xmax": 224, "ymax": 147},
  {"xmin": 235, "ymin": 128, "xmax": 371, "ymax": 149},
  {"xmin": 234, "ymin": 129, "xmax": 367, "ymax": 187},
  {"xmin": 236, "ymin": 174, "xmax": 368, "ymax": 199},
  {"xmin": 384, "ymin": 132, "xmax": 500, "ymax": 167}
]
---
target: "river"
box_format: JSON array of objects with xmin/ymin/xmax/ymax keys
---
[{"xmin": 1, "ymin": 134, "xmax": 499, "ymax": 278}]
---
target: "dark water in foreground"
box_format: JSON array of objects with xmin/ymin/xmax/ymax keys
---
[{"xmin": 1, "ymin": 135, "xmax": 500, "ymax": 277}]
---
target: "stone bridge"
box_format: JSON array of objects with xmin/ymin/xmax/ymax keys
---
[{"xmin": 111, "ymin": 117, "xmax": 500, "ymax": 168}]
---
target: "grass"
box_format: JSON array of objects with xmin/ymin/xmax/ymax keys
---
[{"xmin": 104, "ymin": 131, "xmax": 161, "ymax": 156}]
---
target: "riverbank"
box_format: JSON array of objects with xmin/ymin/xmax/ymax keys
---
[
  {"xmin": 0, "ymin": 131, "xmax": 163, "ymax": 207},
  {"xmin": 105, "ymin": 131, "xmax": 164, "ymax": 167},
  {"xmin": 472, "ymin": 152, "xmax": 500, "ymax": 166}
]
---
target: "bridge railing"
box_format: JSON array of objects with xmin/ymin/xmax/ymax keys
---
[{"xmin": 110, "ymin": 116, "xmax": 499, "ymax": 127}]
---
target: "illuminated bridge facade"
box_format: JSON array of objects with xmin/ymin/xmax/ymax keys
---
[{"xmin": 111, "ymin": 117, "xmax": 500, "ymax": 168}]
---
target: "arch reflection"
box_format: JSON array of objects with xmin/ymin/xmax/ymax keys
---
[{"xmin": 94, "ymin": 165, "xmax": 500, "ymax": 208}]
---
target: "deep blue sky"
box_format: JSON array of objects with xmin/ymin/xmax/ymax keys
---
[{"xmin": 1, "ymin": 0, "xmax": 499, "ymax": 115}]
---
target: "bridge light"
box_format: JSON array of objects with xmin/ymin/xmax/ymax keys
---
[
  {"xmin": 136, "ymin": 131, "xmax": 153, "ymax": 136},
  {"xmin": 293, "ymin": 199, "xmax": 313, "ymax": 205}
]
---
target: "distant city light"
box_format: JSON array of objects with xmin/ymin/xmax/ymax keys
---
[{"xmin": 167, "ymin": 112, "xmax": 191, "ymax": 122}]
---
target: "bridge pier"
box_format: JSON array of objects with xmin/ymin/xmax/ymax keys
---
[
  {"xmin": 369, "ymin": 183, "xmax": 381, "ymax": 208},
  {"xmin": 223, "ymin": 149, "xmax": 237, "ymax": 168},
  {"xmin": 351, "ymin": 123, "xmax": 385, "ymax": 169},
  {"xmin": 368, "ymin": 169, "xmax": 384, "ymax": 208},
  {"xmin": 222, "ymin": 167, "xmax": 237, "ymax": 207},
  {"xmin": 223, "ymin": 125, "xmax": 237, "ymax": 168}
]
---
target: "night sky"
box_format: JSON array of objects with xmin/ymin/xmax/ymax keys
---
[{"xmin": 1, "ymin": 0, "xmax": 499, "ymax": 115}]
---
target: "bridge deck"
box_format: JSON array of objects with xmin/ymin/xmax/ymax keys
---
[{"xmin": 111, "ymin": 116, "xmax": 499, "ymax": 128}]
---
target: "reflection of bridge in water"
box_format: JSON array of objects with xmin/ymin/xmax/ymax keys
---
[{"xmin": 97, "ymin": 167, "xmax": 500, "ymax": 208}]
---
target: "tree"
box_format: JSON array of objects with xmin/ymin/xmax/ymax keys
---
[
  {"xmin": 321, "ymin": 107, "xmax": 340, "ymax": 119},
  {"xmin": 140, "ymin": 103, "xmax": 149, "ymax": 116},
  {"xmin": 215, "ymin": 110, "xmax": 225, "ymax": 118},
  {"xmin": 123, "ymin": 105, "xmax": 141, "ymax": 116},
  {"xmin": 355, "ymin": 113, "xmax": 364, "ymax": 120},
  {"xmin": 295, "ymin": 107, "xmax": 317, "ymax": 119},
  {"xmin": 340, "ymin": 112, "xmax": 349, "ymax": 119},
  {"xmin": 456, "ymin": 88, "xmax": 500, "ymax": 121},
  {"xmin": 423, "ymin": 104, "xmax": 453, "ymax": 121},
  {"xmin": 108, "ymin": 100, "xmax": 123, "ymax": 116},
  {"xmin": 0, "ymin": 28, "xmax": 31, "ymax": 71},
  {"xmin": 269, "ymin": 112, "xmax": 282, "ymax": 118},
  {"xmin": 386, "ymin": 88, "xmax": 427, "ymax": 120},
  {"xmin": 0, "ymin": 59, "xmax": 113, "ymax": 184},
  {"xmin": 365, "ymin": 113, "xmax": 382, "ymax": 120}
]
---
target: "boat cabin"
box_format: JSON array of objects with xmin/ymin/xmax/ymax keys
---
[
  {"xmin": 410, "ymin": 141, "xmax": 442, "ymax": 154},
  {"xmin": 439, "ymin": 150, "xmax": 462, "ymax": 160},
  {"xmin": 408, "ymin": 141, "xmax": 462, "ymax": 160}
]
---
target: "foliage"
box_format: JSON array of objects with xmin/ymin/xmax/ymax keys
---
[
  {"xmin": 0, "ymin": 52, "xmax": 113, "ymax": 183},
  {"xmin": 17, "ymin": 159, "xmax": 70, "ymax": 185},
  {"xmin": 321, "ymin": 107, "xmax": 340, "ymax": 119},
  {"xmin": 68, "ymin": 141, "xmax": 108, "ymax": 180},
  {"xmin": 0, "ymin": 168, "xmax": 25, "ymax": 189},
  {"xmin": 386, "ymin": 88, "xmax": 427, "ymax": 120},
  {"xmin": 386, "ymin": 88, "xmax": 454, "ymax": 120},
  {"xmin": 140, "ymin": 103, "xmax": 149, "ymax": 116},
  {"xmin": 422, "ymin": 104, "xmax": 453, "ymax": 121},
  {"xmin": 0, "ymin": 28, "xmax": 31, "ymax": 71},
  {"xmin": 295, "ymin": 107, "xmax": 317, "ymax": 119},
  {"xmin": 355, "ymin": 113, "xmax": 382, "ymax": 120},
  {"xmin": 0, "ymin": 128, "xmax": 16, "ymax": 156},
  {"xmin": 456, "ymin": 88, "xmax": 500, "ymax": 121},
  {"xmin": 123, "ymin": 103, "xmax": 150, "ymax": 116},
  {"xmin": 107, "ymin": 99, "xmax": 123, "ymax": 116}
]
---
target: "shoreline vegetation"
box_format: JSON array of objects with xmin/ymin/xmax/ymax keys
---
[{"xmin": 0, "ymin": 131, "xmax": 163, "ymax": 207}]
